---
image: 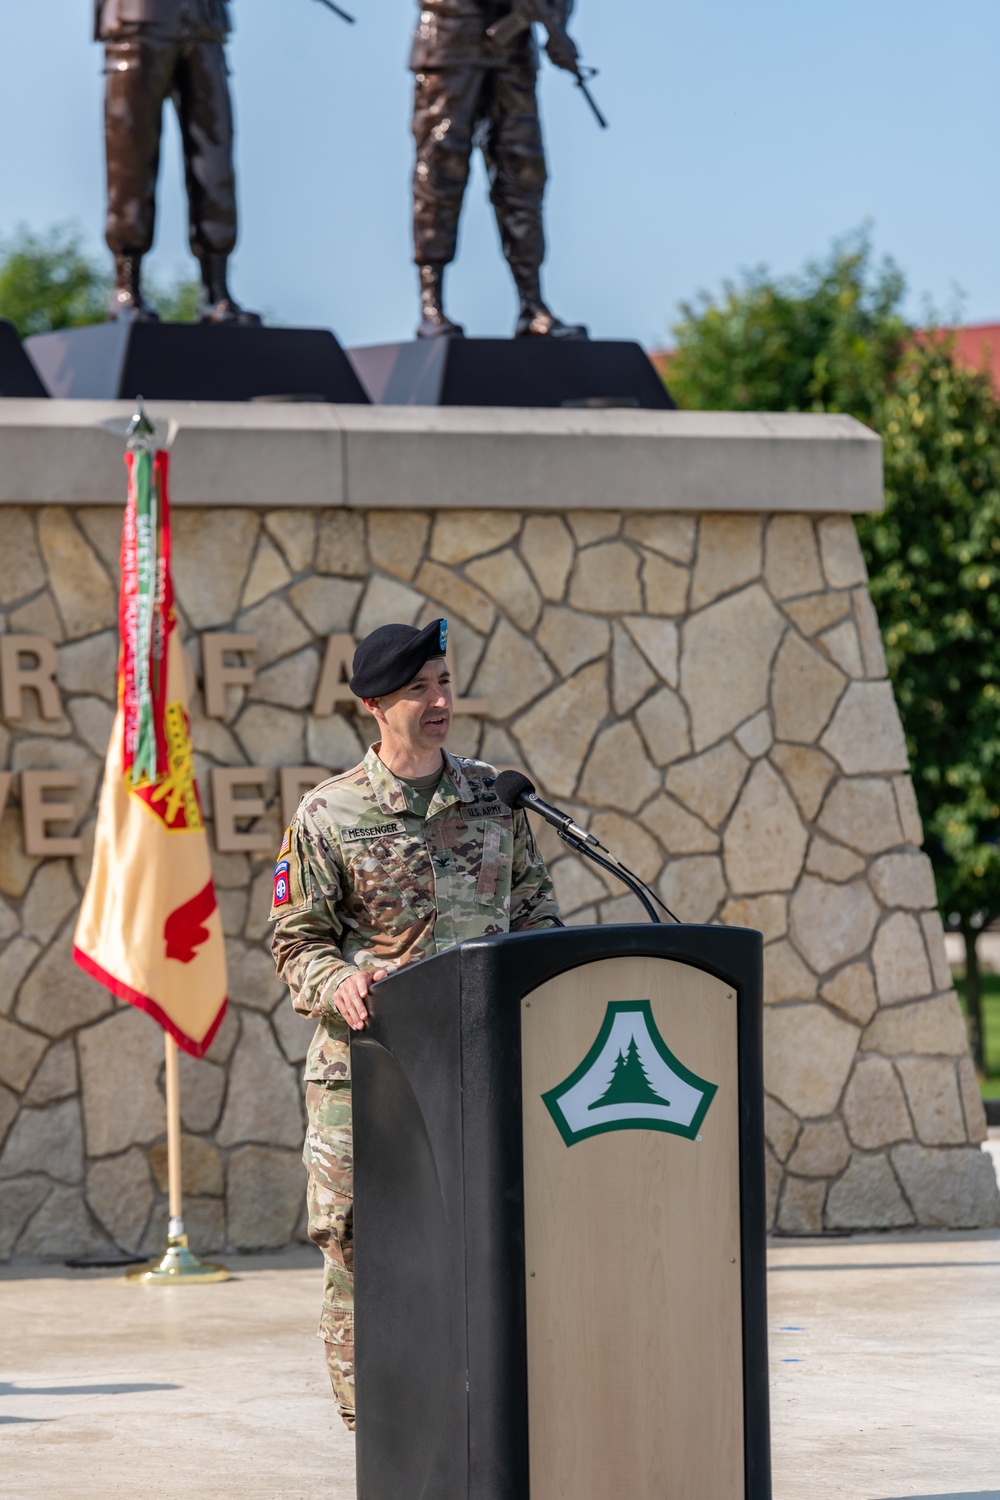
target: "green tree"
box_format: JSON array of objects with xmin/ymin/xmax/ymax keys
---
[
  {"xmin": 862, "ymin": 340, "xmax": 1000, "ymax": 1068},
  {"xmin": 0, "ymin": 224, "xmax": 109, "ymax": 336},
  {"xmin": 589, "ymin": 1039, "xmax": 670, "ymax": 1110},
  {"xmin": 151, "ymin": 275, "xmax": 202, "ymax": 323},
  {"xmin": 668, "ymin": 233, "xmax": 1000, "ymax": 1073},
  {"xmin": 0, "ymin": 222, "xmax": 201, "ymax": 336},
  {"xmin": 667, "ymin": 230, "xmax": 908, "ymax": 424}
]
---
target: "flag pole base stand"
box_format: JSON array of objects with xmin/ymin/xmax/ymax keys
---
[{"xmin": 124, "ymin": 1233, "xmax": 230, "ymax": 1285}]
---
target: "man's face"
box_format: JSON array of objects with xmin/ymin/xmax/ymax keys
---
[{"xmin": 367, "ymin": 657, "xmax": 453, "ymax": 753}]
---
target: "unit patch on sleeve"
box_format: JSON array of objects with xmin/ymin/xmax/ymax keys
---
[{"xmin": 273, "ymin": 860, "xmax": 291, "ymax": 907}]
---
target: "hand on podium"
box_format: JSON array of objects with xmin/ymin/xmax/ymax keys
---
[{"xmin": 334, "ymin": 969, "xmax": 388, "ymax": 1030}]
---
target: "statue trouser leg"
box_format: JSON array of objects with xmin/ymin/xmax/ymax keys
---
[
  {"xmin": 103, "ymin": 37, "xmax": 177, "ymax": 319},
  {"xmin": 172, "ymin": 41, "xmax": 258, "ymax": 323},
  {"xmin": 411, "ymin": 67, "xmax": 483, "ymax": 337},
  {"xmin": 304, "ymin": 1080, "xmax": 355, "ymax": 1432},
  {"xmin": 483, "ymin": 65, "xmax": 587, "ymax": 339}
]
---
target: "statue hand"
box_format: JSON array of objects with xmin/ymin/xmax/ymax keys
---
[{"xmin": 545, "ymin": 26, "xmax": 579, "ymax": 73}]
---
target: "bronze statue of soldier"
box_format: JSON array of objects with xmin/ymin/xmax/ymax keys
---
[
  {"xmin": 95, "ymin": 0, "xmax": 258, "ymax": 324},
  {"xmin": 410, "ymin": 0, "xmax": 587, "ymax": 340}
]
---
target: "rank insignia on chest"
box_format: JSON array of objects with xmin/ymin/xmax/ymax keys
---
[{"xmin": 273, "ymin": 860, "xmax": 291, "ymax": 907}]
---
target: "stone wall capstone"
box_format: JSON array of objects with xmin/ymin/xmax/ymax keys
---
[{"xmin": 0, "ymin": 500, "xmax": 996, "ymax": 1258}]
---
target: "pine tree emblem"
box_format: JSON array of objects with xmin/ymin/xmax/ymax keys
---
[
  {"xmin": 542, "ymin": 1000, "xmax": 717, "ymax": 1147},
  {"xmin": 589, "ymin": 1039, "xmax": 671, "ymax": 1111}
]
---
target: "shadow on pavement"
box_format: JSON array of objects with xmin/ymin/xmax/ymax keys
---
[
  {"xmin": 771, "ymin": 1260, "xmax": 1000, "ymax": 1273},
  {"xmin": 0, "ymin": 1246, "xmax": 321, "ymax": 1282},
  {"xmin": 879, "ymin": 1492, "xmax": 1000, "ymax": 1499},
  {"xmin": 0, "ymin": 1382, "xmax": 180, "ymax": 1397}
]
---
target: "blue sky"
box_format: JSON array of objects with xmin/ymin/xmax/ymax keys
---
[{"xmin": 2, "ymin": 1, "xmax": 999, "ymax": 347}]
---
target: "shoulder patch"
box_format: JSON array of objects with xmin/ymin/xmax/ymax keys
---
[
  {"xmin": 269, "ymin": 831, "xmax": 309, "ymax": 919},
  {"xmin": 273, "ymin": 860, "xmax": 291, "ymax": 907}
]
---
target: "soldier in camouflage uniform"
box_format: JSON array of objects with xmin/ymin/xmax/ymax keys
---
[{"xmin": 271, "ymin": 617, "xmax": 561, "ymax": 1431}]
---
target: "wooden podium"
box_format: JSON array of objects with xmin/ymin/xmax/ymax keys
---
[{"xmin": 351, "ymin": 924, "xmax": 769, "ymax": 1500}]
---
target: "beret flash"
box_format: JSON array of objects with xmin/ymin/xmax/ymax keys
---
[{"xmin": 349, "ymin": 618, "xmax": 449, "ymax": 698}]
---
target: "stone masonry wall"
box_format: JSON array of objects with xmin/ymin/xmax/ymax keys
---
[{"xmin": 0, "ymin": 502, "xmax": 997, "ymax": 1259}]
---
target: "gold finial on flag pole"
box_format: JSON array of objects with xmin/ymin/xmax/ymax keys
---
[{"xmin": 126, "ymin": 1034, "xmax": 230, "ymax": 1285}]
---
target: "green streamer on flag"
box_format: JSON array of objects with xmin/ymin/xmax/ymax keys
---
[{"xmin": 121, "ymin": 400, "xmax": 170, "ymax": 792}]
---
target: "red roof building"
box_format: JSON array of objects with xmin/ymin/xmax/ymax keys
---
[
  {"xmin": 939, "ymin": 323, "xmax": 1000, "ymax": 392},
  {"xmin": 648, "ymin": 323, "xmax": 1000, "ymax": 398}
]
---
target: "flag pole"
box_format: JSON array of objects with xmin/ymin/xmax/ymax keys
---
[
  {"xmin": 126, "ymin": 1034, "xmax": 230, "ymax": 1284},
  {"xmin": 78, "ymin": 395, "xmax": 229, "ymax": 1289},
  {"xmin": 165, "ymin": 1034, "xmax": 184, "ymax": 1236}
]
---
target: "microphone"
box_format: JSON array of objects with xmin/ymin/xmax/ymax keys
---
[
  {"xmin": 494, "ymin": 769, "xmax": 679, "ymax": 925},
  {"xmin": 495, "ymin": 770, "xmax": 600, "ymax": 847}
]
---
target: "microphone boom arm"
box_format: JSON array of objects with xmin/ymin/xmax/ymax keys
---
[
  {"xmin": 493, "ymin": 766, "xmax": 676, "ymax": 925},
  {"xmin": 557, "ymin": 828, "xmax": 662, "ymax": 924}
]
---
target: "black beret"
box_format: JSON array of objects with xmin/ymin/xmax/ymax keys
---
[{"xmin": 349, "ymin": 618, "xmax": 449, "ymax": 698}]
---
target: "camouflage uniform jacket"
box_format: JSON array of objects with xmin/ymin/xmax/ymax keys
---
[{"xmin": 270, "ymin": 744, "xmax": 561, "ymax": 1083}]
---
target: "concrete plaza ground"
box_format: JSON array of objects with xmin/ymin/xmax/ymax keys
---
[{"xmin": 3, "ymin": 1219, "xmax": 1000, "ymax": 1499}]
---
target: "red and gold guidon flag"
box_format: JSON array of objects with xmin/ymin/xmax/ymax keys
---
[{"xmin": 73, "ymin": 444, "xmax": 227, "ymax": 1057}]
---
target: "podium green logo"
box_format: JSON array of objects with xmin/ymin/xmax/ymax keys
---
[{"xmin": 541, "ymin": 999, "xmax": 717, "ymax": 1147}]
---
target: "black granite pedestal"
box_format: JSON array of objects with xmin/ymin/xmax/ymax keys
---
[
  {"xmin": 25, "ymin": 322, "xmax": 370, "ymax": 403},
  {"xmin": 0, "ymin": 321, "xmax": 49, "ymax": 398},
  {"xmin": 348, "ymin": 338, "xmax": 674, "ymax": 408}
]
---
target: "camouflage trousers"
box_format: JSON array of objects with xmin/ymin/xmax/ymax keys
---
[{"xmin": 304, "ymin": 1080, "xmax": 354, "ymax": 1430}]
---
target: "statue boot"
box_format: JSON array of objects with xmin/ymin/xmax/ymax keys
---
[
  {"xmin": 513, "ymin": 270, "xmax": 588, "ymax": 341},
  {"xmin": 107, "ymin": 254, "xmax": 160, "ymax": 323},
  {"xmin": 416, "ymin": 265, "xmax": 464, "ymax": 339},
  {"xmin": 198, "ymin": 254, "xmax": 261, "ymax": 326}
]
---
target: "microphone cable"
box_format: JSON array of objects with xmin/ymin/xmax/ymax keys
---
[{"xmin": 606, "ymin": 852, "xmax": 680, "ymax": 925}]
